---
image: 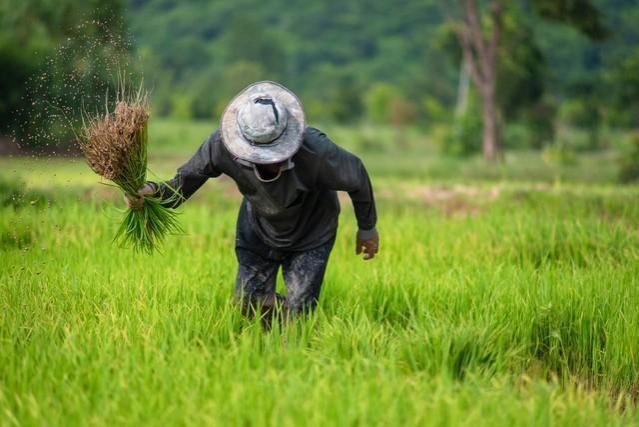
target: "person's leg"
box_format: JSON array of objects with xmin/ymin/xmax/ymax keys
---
[
  {"xmin": 281, "ymin": 237, "xmax": 336, "ymax": 316},
  {"xmin": 234, "ymin": 200, "xmax": 284, "ymax": 324},
  {"xmin": 234, "ymin": 247, "xmax": 280, "ymax": 312}
]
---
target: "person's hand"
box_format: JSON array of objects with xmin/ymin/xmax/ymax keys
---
[
  {"xmin": 124, "ymin": 183, "xmax": 155, "ymax": 209},
  {"xmin": 356, "ymin": 228, "xmax": 379, "ymax": 260}
]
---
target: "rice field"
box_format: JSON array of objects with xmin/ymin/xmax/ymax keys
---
[{"xmin": 1, "ymin": 121, "xmax": 638, "ymax": 426}]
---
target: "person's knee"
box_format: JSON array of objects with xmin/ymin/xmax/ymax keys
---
[
  {"xmin": 286, "ymin": 294, "xmax": 318, "ymax": 315},
  {"xmin": 234, "ymin": 270, "xmax": 272, "ymax": 306},
  {"xmin": 234, "ymin": 288, "xmax": 269, "ymax": 310}
]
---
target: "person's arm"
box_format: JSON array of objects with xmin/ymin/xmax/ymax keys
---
[
  {"xmin": 315, "ymin": 130, "xmax": 379, "ymax": 260},
  {"xmin": 125, "ymin": 133, "xmax": 222, "ymax": 209}
]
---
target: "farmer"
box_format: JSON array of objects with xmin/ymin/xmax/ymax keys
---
[{"xmin": 126, "ymin": 81, "xmax": 378, "ymax": 320}]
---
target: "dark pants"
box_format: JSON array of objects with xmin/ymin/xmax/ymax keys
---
[{"xmin": 234, "ymin": 206, "xmax": 335, "ymax": 316}]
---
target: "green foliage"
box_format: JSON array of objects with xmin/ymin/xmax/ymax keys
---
[
  {"xmin": 606, "ymin": 46, "xmax": 639, "ymax": 128},
  {"xmin": 521, "ymin": 98, "xmax": 557, "ymax": 148},
  {"xmin": 0, "ymin": 176, "xmax": 48, "ymax": 209},
  {"xmin": 558, "ymin": 98, "xmax": 603, "ymax": 150},
  {"xmin": 422, "ymin": 95, "xmax": 449, "ymax": 125},
  {"xmin": 532, "ymin": 0, "xmax": 610, "ymax": 40},
  {"xmin": 388, "ymin": 96, "xmax": 418, "ymax": 128},
  {"xmin": 619, "ymin": 133, "xmax": 639, "ymax": 183},
  {"xmin": 364, "ymin": 83, "xmax": 418, "ymax": 127},
  {"xmin": 444, "ymin": 114, "xmax": 482, "ymax": 158},
  {"xmin": 0, "ymin": 0, "xmax": 130, "ymax": 146},
  {"xmin": 559, "ymin": 100, "xmax": 595, "ymax": 129},
  {"xmin": 496, "ymin": 10, "xmax": 546, "ymax": 121},
  {"xmin": 494, "ymin": 100, "xmax": 557, "ymax": 151},
  {"xmin": 170, "ymin": 94, "xmax": 195, "ymax": 120},
  {"xmin": 439, "ymin": 90, "xmax": 482, "ymax": 157},
  {"xmin": 128, "ymin": 0, "xmax": 449, "ymax": 122},
  {"xmin": 364, "ymin": 83, "xmax": 396, "ymax": 124},
  {"xmin": 502, "ymin": 123, "xmax": 532, "ymax": 150},
  {"xmin": 2, "ymin": 0, "xmax": 639, "ymax": 152},
  {"xmin": 223, "ymin": 15, "xmax": 287, "ymax": 78},
  {"xmin": 542, "ymin": 143, "xmax": 578, "ymax": 167},
  {"xmin": 328, "ymin": 77, "xmax": 365, "ymax": 124}
]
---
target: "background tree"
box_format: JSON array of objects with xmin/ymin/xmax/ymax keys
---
[
  {"xmin": 3, "ymin": 0, "xmax": 639, "ymax": 152},
  {"xmin": 0, "ymin": 0, "xmax": 130, "ymax": 147},
  {"xmin": 606, "ymin": 46, "xmax": 639, "ymax": 128},
  {"xmin": 454, "ymin": 0, "xmax": 504, "ymax": 162},
  {"xmin": 451, "ymin": 0, "xmax": 608, "ymax": 162}
]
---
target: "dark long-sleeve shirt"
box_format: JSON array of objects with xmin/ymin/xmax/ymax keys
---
[{"xmin": 154, "ymin": 127, "xmax": 377, "ymax": 251}]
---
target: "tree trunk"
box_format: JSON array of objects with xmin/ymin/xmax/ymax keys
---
[
  {"xmin": 481, "ymin": 84, "xmax": 499, "ymax": 162},
  {"xmin": 455, "ymin": 0, "xmax": 503, "ymax": 162},
  {"xmin": 455, "ymin": 57, "xmax": 470, "ymax": 117}
]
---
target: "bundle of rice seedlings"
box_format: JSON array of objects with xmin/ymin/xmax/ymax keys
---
[{"xmin": 79, "ymin": 88, "xmax": 182, "ymax": 253}]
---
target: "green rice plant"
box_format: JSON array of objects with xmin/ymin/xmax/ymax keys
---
[
  {"xmin": 79, "ymin": 88, "xmax": 182, "ymax": 253},
  {"xmin": 2, "ymin": 153, "xmax": 639, "ymax": 425}
]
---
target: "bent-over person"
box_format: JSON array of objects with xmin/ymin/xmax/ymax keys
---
[{"xmin": 126, "ymin": 81, "xmax": 379, "ymax": 324}]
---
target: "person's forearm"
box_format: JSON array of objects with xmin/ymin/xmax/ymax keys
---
[
  {"xmin": 348, "ymin": 161, "xmax": 377, "ymax": 232},
  {"xmin": 150, "ymin": 133, "xmax": 222, "ymax": 208},
  {"xmin": 149, "ymin": 170, "xmax": 208, "ymax": 209},
  {"xmin": 350, "ymin": 191, "xmax": 377, "ymax": 232}
]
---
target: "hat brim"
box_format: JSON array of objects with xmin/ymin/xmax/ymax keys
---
[{"xmin": 221, "ymin": 81, "xmax": 306, "ymax": 164}]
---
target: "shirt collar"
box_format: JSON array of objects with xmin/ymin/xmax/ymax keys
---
[{"xmin": 234, "ymin": 157, "xmax": 295, "ymax": 182}]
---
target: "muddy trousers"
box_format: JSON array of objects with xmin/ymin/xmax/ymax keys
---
[{"xmin": 234, "ymin": 214, "xmax": 336, "ymax": 316}]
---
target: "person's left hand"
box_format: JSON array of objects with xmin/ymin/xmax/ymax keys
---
[{"xmin": 356, "ymin": 228, "xmax": 379, "ymax": 261}]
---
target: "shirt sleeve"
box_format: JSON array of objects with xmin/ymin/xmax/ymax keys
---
[
  {"xmin": 315, "ymin": 130, "xmax": 377, "ymax": 231},
  {"xmin": 152, "ymin": 132, "xmax": 222, "ymax": 208}
]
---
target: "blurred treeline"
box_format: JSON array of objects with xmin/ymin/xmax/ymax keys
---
[
  {"xmin": 0, "ymin": 0, "xmax": 130, "ymax": 147},
  {"xmin": 2, "ymin": 0, "xmax": 639, "ymax": 156}
]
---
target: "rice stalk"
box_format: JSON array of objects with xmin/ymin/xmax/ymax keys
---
[{"xmin": 79, "ymin": 87, "xmax": 182, "ymax": 253}]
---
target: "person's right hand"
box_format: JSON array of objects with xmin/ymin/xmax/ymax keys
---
[{"xmin": 124, "ymin": 183, "xmax": 155, "ymax": 209}]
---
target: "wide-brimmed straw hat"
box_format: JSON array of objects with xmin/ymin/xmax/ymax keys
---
[{"xmin": 220, "ymin": 81, "xmax": 306, "ymax": 164}]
